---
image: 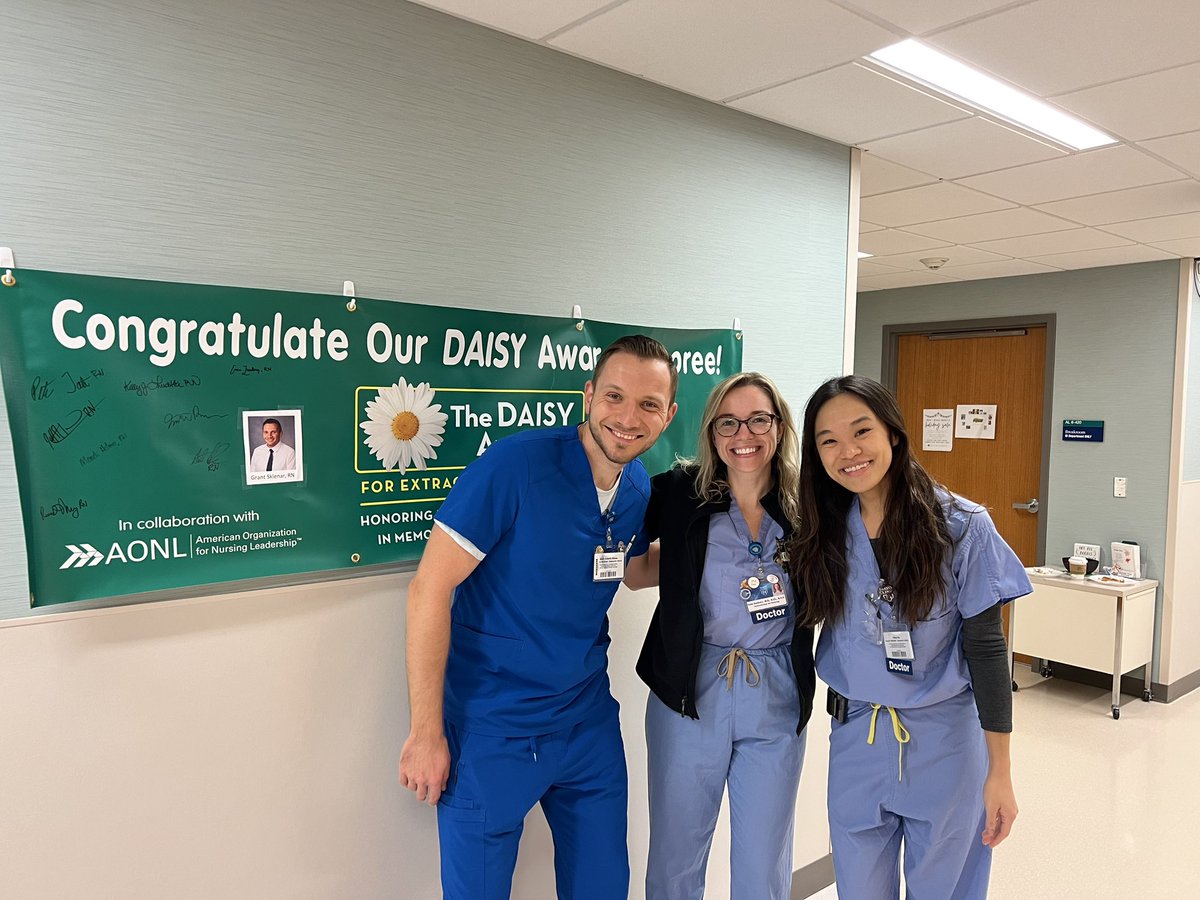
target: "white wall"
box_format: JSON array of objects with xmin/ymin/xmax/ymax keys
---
[
  {"xmin": 1163, "ymin": 260, "xmax": 1200, "ymax": 686},
  {"xmin": 0, "ymin": 0, "xmax": 848, "ymax": 895}
]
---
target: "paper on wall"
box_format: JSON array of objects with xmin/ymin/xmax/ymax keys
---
[
  {"xmin": 955, "ymin": 404, "xmax": 997, "ymax": 440},
  {"xmin": 922, "ymin": 409, "xmax": 954, "ymax": 451}
]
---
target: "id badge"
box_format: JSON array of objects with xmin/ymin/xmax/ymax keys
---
[
  {"xmin": 882, "ymin": 629, "xmax": 914, "ymax": 676},
  {"xmin": 593, "ymin": 547, "xmax": 625, "ymax": 582},
  {"xmin": 740, "ymin": 573, "xmax": 788, "ymax": 624}
]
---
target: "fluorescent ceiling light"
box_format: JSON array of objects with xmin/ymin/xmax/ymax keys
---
[
  {"xmin": 857, "ymin": 251, "xmax": 873, "ymax": 259},
  {"xmin": 867, "ymin": 40, "xmax": 1117, "ymax": 151}
]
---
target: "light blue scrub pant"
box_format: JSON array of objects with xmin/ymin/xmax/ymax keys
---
[
  {"xmin": 645, "ymin": 642, "xmax": 807, "ymax": 900},
  {"xmin": 436, "ymin": 699, "xmax": 629, "ymax": 900},
  {"xmin": 828, "ymin": 690, "xmax": 991, "ymax": 900}
]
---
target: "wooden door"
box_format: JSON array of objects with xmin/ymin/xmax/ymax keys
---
[{"xmin": 894, "ymin": 326, "xmax": 1046, "ymax": 566}]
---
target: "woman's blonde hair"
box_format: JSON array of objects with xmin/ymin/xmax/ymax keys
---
[{"xmin": 681, "ymin": 371, "xmax": 800, "ymax": 527}]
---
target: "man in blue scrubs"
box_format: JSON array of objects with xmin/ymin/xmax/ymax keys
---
[{"xmin": 399, "ymin": 335, "xmax": 678, "ymax": 899}]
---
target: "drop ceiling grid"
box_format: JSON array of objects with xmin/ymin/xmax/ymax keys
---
[
  {"xmin": 926, "ymin": 0, "xmax": 1200, "ymax": 96},
  {"xmin": 546, "ymin": 0, "xmax": 900, "ymax": 102}
]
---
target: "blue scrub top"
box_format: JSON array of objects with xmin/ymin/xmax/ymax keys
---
[
  {"xmin": 816, "ymin": 492, "xmax": 1032, "ymax": 709},
  {"xmin": 699, "ymin": 503, "xmax": 793, "ymax": 650},
  {"xmin": 435, "ymin": 424, "xmax": 651, "ymax": 736}
]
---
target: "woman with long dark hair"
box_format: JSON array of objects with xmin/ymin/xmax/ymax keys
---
[
  {"xmin": 793, "ymin": 375, "xmax": 1030, "ymax": 898},
  {"xmin": 626, "ymin": 372, "xmax": 816, "ymax": 900}
]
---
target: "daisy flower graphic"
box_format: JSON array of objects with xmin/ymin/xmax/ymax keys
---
[{"xmin": 360, "ymin": 378, "xmax": 448, "ymax": 471}]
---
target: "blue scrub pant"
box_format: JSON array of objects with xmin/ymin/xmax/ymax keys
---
[
  {"xmin": 437, "ymin": 700, "xmax": 629, "ymax": 900},
  {"xmin": 828, "ymin": 690, "xmax": 991, "ymax": 900},
  {"xmin": 645, "ymin": 642, "xmax": 807, "ymax": 900}
]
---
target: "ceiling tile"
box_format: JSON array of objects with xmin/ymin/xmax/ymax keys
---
[
  {"xmin": 1033, "ymin": 180, "xmax": 1200, "ymax": 225},
  {"xmin": 410, "ymin": 0, "xmax": 613, "ymax": 39},
  {"xmin": 930, "ymin": 0, "xmax": 1200, "ymax": 95},
  {"xmin": 731, "ymin": 63, "xmax": 968, "ymax": 145},
  {"xmin": 1140, "ymin": 131, "xmax": 1200, "ymax": 180},
  {"xmin": 971, "ymin": 228, "xmax": 1133, "ymax": 257},
  {"xmin": 862, "ymin": 117, "xmax": 1064, "ymax": 180},
  {"xmin": 846, "ymin": 0, "xmax": 1021, "ymax": 35},
  {"xmin": 860, "ymin": 182, "xmax": 1013, "ymax": 227},
  {"xmin": 1146, "ymin": 237, "xmax": 1200, "ymax": 256},
  {"xmin": 1028, "ymin": 244, "xmax": 1176, "ymax": 269},
  {"xmin": 1098, "ymin": 211, "xmax": 1200, "ymax": 243},
  {"xmin": 859, "ymin": 220, "xmax": 886, "ymax": 233},
  {"xmin": 903, "ymin": 207, "xmax": 1078, "ymax": 243},
  {"xmin": 549, "ymin": 0, "xmax": 898, "ymax": 101},
  {"xmin": 858, "ymin": 229, "xmax": 954, "ymax": 256},
  {"xmin": 871, "ymin": 245, "xmax": 1011, "ymax": 271},
  {"xmin": 858, "ymin": 259, "xmax": 911, "ymax": 277},
  {"xmin": 938, "ymin": 259, "xmax": 1063, "ymax": 280},
  {"xmin": 1052, "ymin": 63, "xmax": 1200, "ymax": 142},
  {"xmin": 858, "ymin": 270, "xmax": 960, "ymax": 291},
  {"xmin": 860, "ymin": 155, "xmax": 939, "ymax": 197},
  {"xmin": 957, "ymin": 146, "xmax": 1185, "ymax": 205}
]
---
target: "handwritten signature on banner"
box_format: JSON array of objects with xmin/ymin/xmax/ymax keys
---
[
  {"xmin": 164, "ymin": 406, "xmax": 229, "ymax": 430},
  {"xmin": 122, "ymin": 374, "xmax": 202, "ymax": 398},
  {"xmin": 42, "ymin": 399, "xmax": 104, "ymax": 448},
  {"xmin": 39, "ymin": 496, "xmax": 90, "ymax": 520},
  {"xmin": 30, "ymin": 368, "xmax": 106, "ymax": 402},
  {"xmin": 192, "ymin": 441, "xmax": 230, "ymax": 472}
]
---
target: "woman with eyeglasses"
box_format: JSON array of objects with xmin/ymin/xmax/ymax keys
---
[
  {"xmin": 793, "ymin": 375, "xmax": 1030, "ymax": 898},
  {"xmin": 625, "ymin": 372, "xmax": 815, "ymax": 900}
]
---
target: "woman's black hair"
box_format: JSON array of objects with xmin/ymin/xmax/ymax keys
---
[{"xmin": 792, "ymin": 375, "xmax": 952, "ymax": 626}]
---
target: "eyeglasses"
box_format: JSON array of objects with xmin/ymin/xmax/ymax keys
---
[{"xmin": 712, "ymin": 413, "xmax": 778, "ymax": 437}]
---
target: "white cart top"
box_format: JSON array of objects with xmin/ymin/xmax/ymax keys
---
[{"xmin": 1025, "ymin": 568, "xmax": 1159, "ymax": 598}]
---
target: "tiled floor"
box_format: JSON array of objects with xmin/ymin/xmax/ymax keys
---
[{"xmin": 807, "ymin": 665, "xmax": 1200, "ymax": 898}]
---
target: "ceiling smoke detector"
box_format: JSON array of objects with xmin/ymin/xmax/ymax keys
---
[{"xmin": 920, "ymin": 257, "xmax": 950, "ymax": 270}]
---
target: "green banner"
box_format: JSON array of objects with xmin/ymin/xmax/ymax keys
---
[{"xmin": 0, "ymin": 269, "xmax": 740, "ymax": 607}]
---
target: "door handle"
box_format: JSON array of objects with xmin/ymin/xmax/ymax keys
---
[{"xmin": 1012, "ymin": 498, "xmax": 1040, "ymax": 513}]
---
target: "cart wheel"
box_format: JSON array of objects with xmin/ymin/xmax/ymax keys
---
[
  {"xmin": 1142, "ymin": 690, "xmax": 1152, "ymax": 702},
  {"xmin": 1011, "ymin": 680, "xmax": 1019, "ymax": 693},
  {"xmin": 1040, "ymin": 665, "xmax": 1052, "ymax": 678},
  {"xmin": 1112, "ymin": 706, "xmax": 1120, "ymax": 720}
]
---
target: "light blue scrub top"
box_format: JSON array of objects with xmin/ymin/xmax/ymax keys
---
[
  {"xmin": 699, "ymin": 502, "xmax": 792, "ymax": 650},
  {"xmin": 816, "ymin": 492, "xmax": 1031, "ymax": 709}
]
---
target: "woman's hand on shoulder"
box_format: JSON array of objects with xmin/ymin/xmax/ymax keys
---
[{"xmin": 623, "ymin": 542, "xmax": 661, "ymax": 590}]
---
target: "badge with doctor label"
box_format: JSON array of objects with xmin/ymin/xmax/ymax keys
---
[
  {"xmin": 882, "ymin": 628, "xmax": 914, "ymax": 676},
  {"xmin": 740, "ymin": 572, "xmax": 788, "ymax": 624}
]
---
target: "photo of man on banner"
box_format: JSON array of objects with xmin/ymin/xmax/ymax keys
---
[{"xmin": 244, "ymin": 410, "xmax": 304, "ymax": 485}]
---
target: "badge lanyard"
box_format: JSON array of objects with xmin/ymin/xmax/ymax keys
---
[{"xmin": 593, "ymin": 490, "xmax": 632, "ymax": 582}]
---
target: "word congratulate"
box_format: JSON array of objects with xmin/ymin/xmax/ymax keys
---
[{"xmin": 49, "ymin": 301, "xmax": 725, "ymax": 376}]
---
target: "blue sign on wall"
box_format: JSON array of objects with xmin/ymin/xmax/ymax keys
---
[{"xmin": 1063, "ymin": 419, "xmax": 1104, "ymax": 442}]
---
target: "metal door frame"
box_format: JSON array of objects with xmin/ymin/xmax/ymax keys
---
[{"xmin": 881, "ymin": 314, "xmax": 1056, "ymax": 565}]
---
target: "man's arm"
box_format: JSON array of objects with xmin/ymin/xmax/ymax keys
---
[{"xmin": 398, "ymin": 526, "xmax": 481, "ymax": 806}]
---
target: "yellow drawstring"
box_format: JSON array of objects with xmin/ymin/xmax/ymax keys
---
[
  {"xmin": 867, "ymin": 703, "xmax": 911, "ymax": 781},
  {"xmin": 715, "ymin": 648, "xmax": 761, "ymax": 690}
]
